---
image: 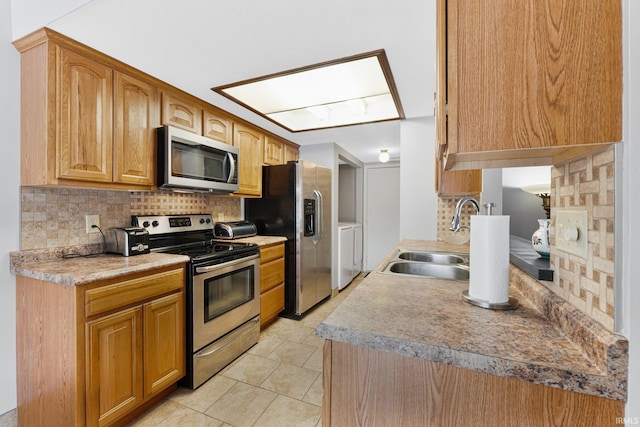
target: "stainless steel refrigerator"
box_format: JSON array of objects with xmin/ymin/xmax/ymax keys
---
[{"xmin": 245, "ymin": 160, "xmax": 332, "ymax": 318}]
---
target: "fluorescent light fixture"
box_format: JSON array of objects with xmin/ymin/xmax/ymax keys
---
[{"xmin": 212, "ymin": 50, "xmax": 404, "ymax": 132}]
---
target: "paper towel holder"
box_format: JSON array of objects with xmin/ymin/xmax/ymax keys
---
[
  {"xmin": 461, "ymin": 290, "xmax": 519, "ymax": 310},
  {"xmin": 462, "ymin": 202, "xmax": 519, "ymax": 310}
]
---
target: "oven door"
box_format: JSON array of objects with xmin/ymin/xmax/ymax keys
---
[{"xmin": 192, "ymin": 254, "xmax": 260, "ymax": 351}]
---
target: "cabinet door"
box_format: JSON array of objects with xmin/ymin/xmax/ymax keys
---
[
  {"xmin": 263, "ymin": 136, "xmax": 284, "ymax": 165},
  {"xmin": 161, "ymin": 91, "xmax": 202, "ymax": 134},
  {"xmin": 203, "ymin": 109, "xmax": 233, "ymax": 144},
  {"xmin": 113, "ymin": 71, "xmax": 158, "ymax": 186},
  {"xmin": 233, "ymin": 123, "xmax": 263, "ymax": 197},
  {"xmin": 447, "ymin": 0, "xmax": 622, "ymax": 157},
  {"xmin": 144, "ymin": 292, "xmax": 185, "ymax": 396},
  {"xmin": 284, "ymin": 144, "xmax": 299, "ymax": 163},
  {"xmin": 57, "ymin": 46, "xmax": 113, "ymax": 182},
  {"xmin": 86, "ymin": 307, "xmax": 143, "ymax": 427},
  {"xmin": 260, "ymin": 283, "xmax": 285, "ymax": 327}
]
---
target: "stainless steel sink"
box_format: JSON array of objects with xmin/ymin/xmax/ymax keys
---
[
  {"xmin": 397, "ymin": 251, "xmax": 468, "ymax": 264},
  {"xmin": 378, "ymin": 249, "xmax": 470, "ymax": 281},
  {"xmin": 382, "ymin": 261, "xmax": 469, "ymax": 280}
]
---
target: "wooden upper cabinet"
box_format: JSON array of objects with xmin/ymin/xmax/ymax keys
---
[
  {"xmin": 114, "ymin": 71, "xmax": 158, "ymax": 186},
  {"xmin": 263, "ymin": 135, "xmax": 284, "ymax": 166},
  {"xmin": 233, "ymin": 123, "xmax": 264, "ymax": 197},
  {"xmin": 203, "ymin": 108, "xmax": 233, "ymax": 144},
  {"xmin": 57, "ymin": 47, "xmax": 113, "ymax": 182},
  {"xmin": 161, "ymin": 91, "xmax": 202, "ymax": 135},
  {"xmin": 440, "ymin": 0, "xmax": 622, "ymax": 170},
  {"xmin": 284, "ymin": 144, "xmax": 298, "ymax": 163},
  {"xmin": 14, "ymin": 29, "xmax": 158, "ymax": 190}
]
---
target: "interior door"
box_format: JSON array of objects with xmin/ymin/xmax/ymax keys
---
[{"xmin": 365, "ymin": 165, "xmax": 400, "ymax": 271}]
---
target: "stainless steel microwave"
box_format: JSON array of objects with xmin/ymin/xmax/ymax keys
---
[{"xmin": 157, "ymin": 125, "xmax": 239, "ymax": 193}]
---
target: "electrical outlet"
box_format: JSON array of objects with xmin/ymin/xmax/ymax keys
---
[
  {"xmin": 556, "ymin": 210, "xmax": 588, "ymax": 258},
  {"xmin": 85, "ymin": 215, "xmax": 100, "ymax": 234},
  {"xmin": 218, "ymin": 213, "xmax": 225, "ymax": 221}
]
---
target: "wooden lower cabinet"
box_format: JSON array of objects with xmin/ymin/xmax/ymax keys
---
[
  {"xmin": 86, "ymin": 307, "xmax": 143, "ymax": 426},
  {"xmin": 259, "ymin": 243, "xmax": 285, "ymax": 328},
  {"xmin": 16, "ymin": 264, "xmax": 186, "ymax": 427},
  {"xmin": 323, "ymin": 340, "xmax": 624, "ymax": 426}
]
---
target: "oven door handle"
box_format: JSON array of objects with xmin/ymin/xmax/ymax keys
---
[{"xmin": 194, "ymin": 254, "xmax": 259, "ymax": 274}]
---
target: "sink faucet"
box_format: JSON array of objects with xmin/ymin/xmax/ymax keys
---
[{"xmin": 450, "ymin": 196, "xmax": 480, "ymax": 232}]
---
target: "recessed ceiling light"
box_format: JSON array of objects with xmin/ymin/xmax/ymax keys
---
[{"xmin": 212, "ymin": 50, "xmax": 405, "ymax": 132}]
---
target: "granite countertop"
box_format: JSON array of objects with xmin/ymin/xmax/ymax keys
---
[
  {"xmin": 11, "ymin": 248, "xmax": 189, "ymax": 286},
  {"xmin": 231, "ymin": 235, "xmax": 287, "ymax": 246},
  {"xmin": 316, "ymin": 239, "xmax": 628, "ymax": 401}
]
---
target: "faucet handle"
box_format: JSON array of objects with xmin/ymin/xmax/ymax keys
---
[{"xmin": 483, "ymin": 202, "xmax": 496, "ymax": 215}]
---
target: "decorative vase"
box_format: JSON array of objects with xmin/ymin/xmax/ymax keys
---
[{"xmin": 531, "ymin": 219, "xmax": 551, "ymax": 258}]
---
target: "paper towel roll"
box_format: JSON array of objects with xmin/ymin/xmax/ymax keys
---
[{"xmin": 469, "ymin": 215, "xmax": 510, "ymax": 304}]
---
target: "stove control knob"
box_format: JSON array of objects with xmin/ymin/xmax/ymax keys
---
[
  {"xmin": 152, "ymin": 220, "xmax": 159, "ymax": 227},
  {"xmin": 142, "ymin": 221, "xmax": 150, "ymax": 228},
  {"xmin": 206, "ymin": 218, "xmax": 211, "ymax": 224},
  {"xmin": 200, "ymin": 218, "xmax": 205, "ymax": 224}
]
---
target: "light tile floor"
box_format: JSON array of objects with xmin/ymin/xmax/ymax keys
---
[{"xmin": 127, "ymin": 275, "xmax": 363, "ymax": 427}]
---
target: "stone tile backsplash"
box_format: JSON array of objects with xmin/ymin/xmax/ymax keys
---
[
  {"xmin": 550, "ymin": 146, "xmax": 616, "ymax": 330},
  {"xmin": 20, "ymin": 188, "xmax": 241, "ymax": 250}
]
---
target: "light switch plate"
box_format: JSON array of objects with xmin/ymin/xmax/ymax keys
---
[{"xmin": 556, "ymin": 210, "xmax": 588, "ymax": 258}]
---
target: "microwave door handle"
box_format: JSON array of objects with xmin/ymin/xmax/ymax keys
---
[{"xmin": 224, "ymin": 152, "xmax": 236, "ymax": 183}]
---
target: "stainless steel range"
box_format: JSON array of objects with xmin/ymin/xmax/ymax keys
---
[{"xmin": 132, "ymin": 214, "xmax": 260, "ymax": 389}]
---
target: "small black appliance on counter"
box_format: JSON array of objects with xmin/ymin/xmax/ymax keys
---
[{"xmin": 213, "ymin": 220, "xmax": 257, "ymax": 240}]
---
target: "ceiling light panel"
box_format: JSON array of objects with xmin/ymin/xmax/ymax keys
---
[{"xmin": 213, "ymin": 50, "xmax": 404, "ymax": 132}]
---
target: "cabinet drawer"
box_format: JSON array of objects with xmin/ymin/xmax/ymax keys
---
[
  {"xmin": 261, "ymin": 258, "xmax": 285, "ymax": 293},
  {"xmin": 85, "ymin": 268, "xmax": 184, "ymax": 317},
  {"xmin": 260, "ymin": 243, "xmax": 284, "ymax": 264},
  {"xmin": 260, "ymin": 283, "xmax": 284, "ymax": 327}
]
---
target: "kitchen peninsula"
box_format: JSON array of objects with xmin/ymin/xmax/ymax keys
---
[{"xmin": 316, "ymin": 240, "xmax": 627, "ymax": 425}]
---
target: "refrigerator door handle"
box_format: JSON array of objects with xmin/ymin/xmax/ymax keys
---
[{"xmin": 313, "ymin": 189, "xmax": 323, "ymax": 243}]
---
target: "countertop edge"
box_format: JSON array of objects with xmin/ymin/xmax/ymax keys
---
[
  {"xmin": 315, "ymin": 323, "xmax": 626, "ymax": 401},
  {"xmin": 11, "ymin": 250, "xmax": 190, "ymax": 286},
  {"xmin": 229, "ymin": 235, "xmax": 287, "ymax": 246}
]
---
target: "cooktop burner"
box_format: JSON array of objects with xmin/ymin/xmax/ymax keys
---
[{"xmin": 131, "ymin": 214, "xmax": 259, "ymax": 264}]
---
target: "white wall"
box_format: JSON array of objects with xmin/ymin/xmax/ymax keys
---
[
  {"xmin": 1, "ymin": 0, "xmax": 21, "ymax": 413},
  {"xmin": 399, "ymin": 117, "xmax": 438, "ymax": 240},
  {"xmin": 621, "ymin": 0, "xmax": 639, "ymax": 416}
]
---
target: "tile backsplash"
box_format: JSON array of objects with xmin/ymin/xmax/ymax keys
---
[
  {"xmin": 549, "ymin": 146, "xmax": 616, "ymax": 330},
  {"xmin": 20, "ymin": 187, "xmax": 241, "ymax": 250},
  {"xmin": 436, "ymin": 146, "xmax": 616, "ymax": 331}
]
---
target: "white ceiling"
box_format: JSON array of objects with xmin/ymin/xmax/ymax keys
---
[{"xmin": 15, "ymin": 0, "xmax": 436, "ymax": 163}]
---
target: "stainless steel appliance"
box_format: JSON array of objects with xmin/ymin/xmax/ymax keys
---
[
  {"xmin": 245, "ymin": 160, "xmax": 332, "ymax": 318},
  {"xmin": 104, "ymin": 227, "xmax": 150, "ymax": 256},
  {"xmin": 213, "ymin": 220, "xmax": 257, "ymax": 239},
  {"xmin": 131, "ymin": 214, "xmax": 260, "ymax": 389},
  {"xmin": 157, "ymin": 125, "xmax": 239, "ymax": 193}
]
